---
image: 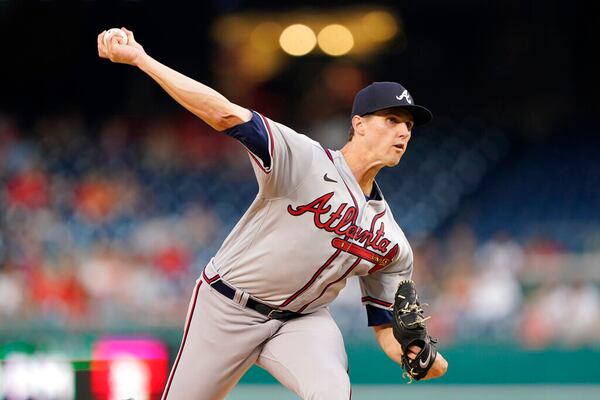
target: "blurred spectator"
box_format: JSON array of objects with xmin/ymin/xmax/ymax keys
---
[
  {"xmin": 29, "ymin": 258, "xmax": 88, "ymax": 323},
  {"xmin": 464, "ymin": 232, "xmax": 524, "ymax": 339},
  {"xmin": 6, "ymin": 168, "xmax": 49, "ymax": 209},
  {"xmin": 520, "ymin": 279, "xmax": 600, "ymax": 348},
  {"xmin": 464, "ymin": 263, "xmax": 523, "ymax": 339},
  {"xmin": 523, "ymin": 233, "xmax": 567, "ymax": 282},
  {"xmin": 475, "ymin": 231, "xmax": 526, "ymax": 275},
  {"xmin": 74, "ymin": 174, "xmax": 126, "ymax": 222},
  {"xmin": 441, "ymin": 224, "xmax": 478, "ymax": 278},
  {"xmin": 428, "ymin": 271, "xmax": 473, "ymax": 344},
  {"xmin": 411, "ymin": 235, "xmax": 440, "ymax": 292},
  {"xmin": 0, "ymin": 264, "xmax": 24, "ymax": 319}
]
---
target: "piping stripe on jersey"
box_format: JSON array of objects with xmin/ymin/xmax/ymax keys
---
[
  {"xmin": 298, "ymin": 257, "xmax": 362, "ymax": 313},
  {"xmin": 324, "ymin": 147, "xmax": 334, "ymax": 162},
  {"xmin": 202, "ymin": 269, "xmax": 221, "ymax": 284},
  {"xmin": 280, "ymin": 248, "xmax": 342, "ymax": 307},
  {"xmin": 323, "ymin": 147, "xmax": 359, "ymax": 222},
  {"xmin": 361, "ymin": 296, "xmax": 393, "ymax": 308},
  {"xmin": 246, "ymin": 151, "xmax": 270, "ymax": 173},
  {"xmin": 368, "ymin": 210, "xmax": 386, "ymax": 235},
  {"xmin": 161, "ymin": 279, "xmax": 203, "ymax": 400}
]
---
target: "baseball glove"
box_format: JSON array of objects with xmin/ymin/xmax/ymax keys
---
[{"xmin": 392, "ymin": 279, "xmax": 437, "ymax": 383}]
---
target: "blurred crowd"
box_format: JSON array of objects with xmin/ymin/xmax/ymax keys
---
[
  {"xmin": 411, "ymin": 227, "xmax": 600, "ymax": 348},
  {"xmin": 1, "ymin": 111, "xmax": 599, "ymax": 349},
  {"xmin": 0, "ymin": 112, "xmax": 239, "ymax": 328},
  {"xmin": 332, "ymin": 225, "xmax": 600, "ymax": 348}
]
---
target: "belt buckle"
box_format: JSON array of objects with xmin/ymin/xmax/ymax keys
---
[{"xmin": 267, "ymin": 309, "xmax": 284, "ymax": 319}]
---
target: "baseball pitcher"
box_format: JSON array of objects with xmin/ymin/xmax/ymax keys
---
[{"xmin": 98, "ymin": 27, "xmax": 448, "ymax": 400}]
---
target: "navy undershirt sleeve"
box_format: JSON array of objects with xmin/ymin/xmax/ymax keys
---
[
  {"xmin": 366, "ymin": 304, "xmax": 393, "ymax": 326},
  {"xmin": 224, "ymin": 111, "xmax": 271, "ymax": 168}
]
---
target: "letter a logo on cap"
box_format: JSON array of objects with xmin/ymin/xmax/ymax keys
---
[{"xmin": 396, "ymin": 90, "xmax": 412, "ymax": 104}]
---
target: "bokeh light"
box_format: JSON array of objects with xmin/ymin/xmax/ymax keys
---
[
  {"xmin": 212, "ymin": 15, "xmax": 251, "ymax": 47},
  {"xmin": 250, "ymin": 21, "xmax": 283, "ymax": 53},
  {"xmin": 279, "ymin": 24, "xmax": 317, "ymax": 56},
  {"xmin": 361, "ymin": 10, "xmax": 398, "ymax": 42},
  {"xmin": 317, "ymin": 24, "xmax": 354, "ymax": 56}
]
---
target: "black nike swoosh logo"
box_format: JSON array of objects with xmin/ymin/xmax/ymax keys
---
[{"xmin": 323, "ymin": 173, "xmax": 338, "ymax": 183}]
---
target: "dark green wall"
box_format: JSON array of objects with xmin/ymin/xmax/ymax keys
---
[
  {"xmin": 2, "ymin": 328, "xmax": 599, "ymax": 384},
  {"xmin": 240, "ymin": 342, "xmax": 600, "ymax": 385}
]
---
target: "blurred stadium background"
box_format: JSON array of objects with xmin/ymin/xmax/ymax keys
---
[{"xmin": 0, "ymin": 0, "xmax": 599, "ymax": 399}]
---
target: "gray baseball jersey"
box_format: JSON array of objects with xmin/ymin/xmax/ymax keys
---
[
  {"xmin": 162, "ymin": 111, "xmax": 414, "ymax": 400},
  {"xmin": 215, "ymin": 111, "xmax": 413, "ymax": 315}
]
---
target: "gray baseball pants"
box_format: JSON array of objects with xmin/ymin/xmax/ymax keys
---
[{"xmin": 161, "ymin": 274, "xmax": 351, "ymax": 400}]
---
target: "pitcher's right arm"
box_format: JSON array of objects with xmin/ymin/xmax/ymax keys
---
[{"xmin": 97, "ymin": 27, "xmax": 251, "ymax": 131}]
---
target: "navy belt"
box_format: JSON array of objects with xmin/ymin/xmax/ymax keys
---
[{"xmin": 209, "ymin": 279, "xmax": 303, "ymax": 321}]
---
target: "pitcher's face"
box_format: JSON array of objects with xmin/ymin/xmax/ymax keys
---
[{"xmin": 360, "ymin": 108, "xmax": 414, "ymax": 167}]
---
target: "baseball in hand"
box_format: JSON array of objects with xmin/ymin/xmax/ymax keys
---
[{"xmin": 103, "ymin": 28, "xmax": 128, "ymax": 46}]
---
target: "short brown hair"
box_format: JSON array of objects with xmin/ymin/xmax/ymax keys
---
[{"xmin": 348, "ymin": 125, "xmax": 355, "ymax": 141}]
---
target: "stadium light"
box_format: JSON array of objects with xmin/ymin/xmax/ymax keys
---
[
  {"xmin": 279, "ymin": 24, "xmax": 317, "ymax": 56},
  {"xmin": 317, "ymin": 24, "xmax": 354, "ymax": 56},
  {"xmin": 361, "ymin": 11, "xmax": 398, "ymax": 42}
]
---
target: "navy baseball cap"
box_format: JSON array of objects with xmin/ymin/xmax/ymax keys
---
[{"xmin": 351, "ymin": 81, "xmax": 433, "ymax": 126}]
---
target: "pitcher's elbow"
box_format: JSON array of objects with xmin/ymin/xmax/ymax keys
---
[{"xmin": 212, "ymin": 109, "xmax": 251, "ymax": 131}]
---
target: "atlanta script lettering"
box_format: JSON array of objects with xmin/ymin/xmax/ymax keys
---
[{"xmin": 287, "ymin": 192, "xmax": 391, "ymax": 253}]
